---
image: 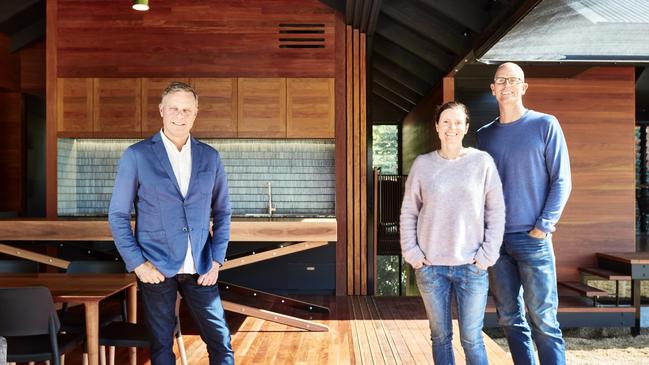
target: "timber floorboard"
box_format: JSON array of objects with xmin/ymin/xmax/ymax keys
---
[{"xmin": 60, "ymin": 296, "xmax": 512, "ymax": 364}]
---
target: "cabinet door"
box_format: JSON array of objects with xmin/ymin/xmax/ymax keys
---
[
  {"xmin": 286, "ymin": 78, "xmax": 335, "ymax": 138},
  {"xmin": 57, "ymin": 78, "xmax": 93, "ymax": 137},
  {"xmin": 237, "ymin": 78, "xmax": 286, "ymax": 138},
  {"xmin": 93, "ymin": 78, "xmax": 141, "ymax": 137},
  {"xmin": 191, "ymin": 78, "xmax": 237, "ymax": 138},
  {"xmin": 142, "ymin": 78, "xmax": 189, "ymax": 137}
]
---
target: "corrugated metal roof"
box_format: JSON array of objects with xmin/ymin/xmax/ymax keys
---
[
  {"xmin": 576, "ymin": 0, "xmax": 649, "ymax": 24},
  {"xmin": 479, "ymin": 0, "xmax": 649, "ymax": 63}
]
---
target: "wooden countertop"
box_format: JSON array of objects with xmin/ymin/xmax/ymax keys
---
[{"xmin": 0, "ymin": 219, "xmax": 337, "ymax": 242}]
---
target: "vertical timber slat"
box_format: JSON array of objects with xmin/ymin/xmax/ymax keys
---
[
  {"xmin": 46, "ymin": 0, "xmax": 57, "ymax": 218},
  {"xmin": 360, "ymin": 32, "xmax": 367, "ymax": 295},
  {"xmin": 346, "ymin": 25, "xmax": 354, "ymax": 295}
]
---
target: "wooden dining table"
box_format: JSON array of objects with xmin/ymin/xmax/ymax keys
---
[{"xmin": 0, "ymin": 273, "xmax": 137, "ymax": 365}]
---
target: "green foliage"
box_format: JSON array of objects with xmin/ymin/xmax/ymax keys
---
[{"xmin": 372, "ymin": 125, "xmax": 398, "ymax": 175}]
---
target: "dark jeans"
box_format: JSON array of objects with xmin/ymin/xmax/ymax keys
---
[
  {"xmin": 489, "ymin": 232, "xmax": 565, "ymax": 365},
  {"xmin": 139, "ymin": 274, "xmax": 234, "ymax": 365}
]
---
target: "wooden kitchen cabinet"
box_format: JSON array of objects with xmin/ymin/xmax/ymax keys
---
[
  {"xmin": 286, "ymin": 78, "xmax": 334, "ymax": 138},
  {"xmin": 57, "ymin": 78, "xmax": 93, "ymax": 137},
  {"xmin": 57, "ymin": 77, "xmax": 335, "ymax": 139},
  {"xmin": 141, "ymin": 78, "xmax": 189, "ymax": 136},
  {"xmin": 191, "ymin": 78, "xmax": 237, "ymax": 138},
  {"xmin": 93, "ymin": 78, "xmax": 141, "ymax": 137},
  {"xmin": 237, "ymin": 78, "xmax": 286, "ymax": 138}
]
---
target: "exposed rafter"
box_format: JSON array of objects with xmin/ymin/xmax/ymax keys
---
[
  {"xmin": 375, "ymin": 16, "xmax": 452, "ymax": 71},
  {"xmin": 0, "ymin": 0, "xmax": 40, "ymax": 26},
  {"xmin": 414, "ymin": 0, "xmax": 489, "ymax": 33},
  {"xmin": 372, "ymin": 70, "xmax": 422, "ymax": 105},
  {"xmin": 372, "ymin": 54, "xmax": 433, "ymax": 96},
  {"xmin": 372, "ymin": 84, "xmax": 415, "ymax": 112},
  {"xmin": 373, "ymin": 35, "xmax": 440, "ymax": 83},
  {"xmin": 381, "ymin": 0, "xmax": 469, "ymax": 55}
]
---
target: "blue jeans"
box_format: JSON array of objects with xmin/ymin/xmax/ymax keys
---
[
  {"xmin": 489, "ymin": 232, "xmax": 565, "ymax": 365},
  {"xmin": 139, "ymin": 274, "xmax": 234, "ymax": 365},
  {"xmin": 415, "ymin": 264, "xmax": 489, "ymax": 365}
]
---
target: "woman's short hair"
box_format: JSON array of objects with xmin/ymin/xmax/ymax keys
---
[{"xmin": 434, "ymin": 101, "xmax": 470, "ymax": 125}]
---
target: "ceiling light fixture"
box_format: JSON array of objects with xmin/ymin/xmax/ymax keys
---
[{"xmin": 132, "ymin": 0, "xmax": 149, "ymax": 11}]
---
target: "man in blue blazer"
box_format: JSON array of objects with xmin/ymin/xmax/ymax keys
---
[{"xmin": 109, "ymin": 81, "xmax": 234, "ymax": 364}]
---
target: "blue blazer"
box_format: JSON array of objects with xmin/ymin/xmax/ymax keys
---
[{"xmin": 108, "ymin": 133, "xmax": 231, "ymax": 277}]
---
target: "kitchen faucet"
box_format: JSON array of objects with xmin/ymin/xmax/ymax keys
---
[{"xmin": 267, "ymin": 181, "xmax": 276, "ymax": 217}]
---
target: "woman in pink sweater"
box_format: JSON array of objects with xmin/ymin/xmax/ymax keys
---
[{"xmin": 400, "ymin": 101, "xmax": 505, "ymax": 365}]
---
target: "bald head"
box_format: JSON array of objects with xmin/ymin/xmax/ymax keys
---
[{"xmin": 495, "ymin": 62, "xmax": 525, "ymax": 81}]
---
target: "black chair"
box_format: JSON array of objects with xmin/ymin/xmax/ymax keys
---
[
  {"xmin": 59, "ymin": 260, "xmax": 128, "ymax": 334},
  {"xmin": 0, "ymin": 259, "xmax": 39, "ymax": 273},
  {"xmin": 98, "ymin": 295, "xmax": 188, "ymax": 365},
  {"xmin": 0, "ymin": 287, "xmax": 84, "ymax": 365}
]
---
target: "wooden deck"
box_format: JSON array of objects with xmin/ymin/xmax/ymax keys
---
[{"xmin": 64, "ymin": 296, "xmax": 512, "ymax": 365}]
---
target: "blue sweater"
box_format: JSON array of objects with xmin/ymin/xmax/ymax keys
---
[{"xmin": 476, "ymin": 109, "xmax": 571, "ymax": 234}]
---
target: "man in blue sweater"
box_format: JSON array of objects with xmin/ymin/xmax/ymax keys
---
[{"xmin": 477, "ymin": 62, "xmax": 572, "ymax": 365}]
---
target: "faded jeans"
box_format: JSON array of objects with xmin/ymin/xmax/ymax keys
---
[
  {"xmin": 489, "ymin": 232, "xmax": 565, "ymax": 365},
  {"xmin": 415, "ymin": 264, "xmax": 489, "ymax": 365}
]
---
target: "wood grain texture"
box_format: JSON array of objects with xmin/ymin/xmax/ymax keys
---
[
  {"xmin": 93, "ymin": 78, "xmax": 142, "ymax": 137},
  {"xmin": 57, "ymin": 78, "xmax": 93, "ymax": 137},
  {"xmin": 0, "ymin": 220, "xmax": 337, "ymax": 242},
  {"xmin": 360, "ymin": 33, "xmax": 367, "ymax": 295},
  {"xmin": 334, "ymin": 12, "xmax": 347, "ymax": 296},
  {"xmin": 141, "ymin": 78, "xmax": 189, "ymax": 136},
  {"xmin": 524, "ymin": 67, "xmax": 636, "ymax": 281},
  {"xmin": 0, "ymin": 93, "xmax": 24, "ymax": 214},
  {"xmin": 237, "ymin": 78, "xmax": 286, "ymax": 138},
  {"xmin": 286, "ymin": 78, "xmax": 335, "ymax": 138},
  {"xmin": 46, "ymin": 0, "xmax": 59, "ymax": 219},
  {"xmin": 0, "ymin": 34, "xmax": 20, "ymax": 91},
  {"xmin": 190, "ymin": 78, "xmax": 237, "ymax": 138},
  {"xmin": 401, "ymin": 81, "xmax": 445, "ymax": 174},
  {"xmin": 346, "ymin": 25, "xmax": 354, "ymax": 295},
  {"xmin": 55, "ymin": 0, "xmax": 335, "ymax": 78},
  {"xmin": 344, "ymin": 27, "xmax": 369, "ymax": 295},
  {"xmin": 61, "ymin": 295, "xmax": 632, "ymax": 364},
  {"xmin": 20, "ymin": 41, "xmax": 46, "ymax": 96}
]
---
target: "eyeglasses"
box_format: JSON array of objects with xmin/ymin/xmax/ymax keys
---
[{"xmin": 493, "ymin": 77, "xmax": 523, "ymax": 86}]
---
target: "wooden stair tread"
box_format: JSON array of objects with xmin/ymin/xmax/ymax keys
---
[
  {"xmin": 578, "ymin": 267, "xmax": 631, "ymax": 280},
  {"xmin": 558, "ymin": 281, "xmax": 609, "ymax": 297}
]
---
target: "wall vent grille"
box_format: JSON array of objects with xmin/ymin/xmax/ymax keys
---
[{"xmin": 278, "ymin": 23, "xmax": 326, "ymax": 48}]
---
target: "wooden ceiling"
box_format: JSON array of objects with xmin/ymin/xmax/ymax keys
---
[
  {"xmin": 0, "ymin": 0, "xmax": 44, "ymax": 52},
  {"xmin": 322, "ymin": 0, "xmax": 541, "ymax": 123}
]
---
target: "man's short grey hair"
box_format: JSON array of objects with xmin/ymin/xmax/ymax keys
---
[{"xmin": 161, "ymin": 81, "xmax": 198, "ymax": 104}]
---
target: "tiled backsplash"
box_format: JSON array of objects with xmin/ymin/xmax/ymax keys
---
[{"xmin": 58, "ymin": 138, "xmax": 335, "ymax": 217}]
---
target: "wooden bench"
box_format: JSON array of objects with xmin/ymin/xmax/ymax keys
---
[
  {"xmin": 579, "ymin": 266, "xmax": 631, "ymax": 306},
  {"xmin": 558, "ymin": 281, "xmax": 609, "ymax": 306}
]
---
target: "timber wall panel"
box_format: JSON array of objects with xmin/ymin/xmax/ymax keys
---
[
  {"xmin": 400, "ymin": 81, "xmax": 446, "ymax": 174},
  {"xmin": 93, "ymin": 78, "xmax": 142, "ymax": 137},
  {"xmin": 286, "ymin": 78, "xmax": 335, "ymax": 138},
  {"xmin": 0, "ymin": 93, "xmax": 24, "ymax": 213},
  {"xmin": 524, "ymin": 67, "xmax": 636, "ymax": 281},
  {"xmin": 20, "ymin": 41, "xmax": 46, "ymax": 96},
  {"xmin": 191, "ymin": 78, "xmax": 238, "ymax": 138},
  {"xmin": 0, "ymin": 34, "xmax": 19, "ymax": 91},
  {"xmin": 237, "ymin": 78, "xmax": 286, "ymax": 138},
  {"xmin": 56, "ymin": 0, "xmax": 335, "ymax": 78},
  {"xmin": 56, "ymin": 78, "xmax": 93, "ymax": 137}
]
